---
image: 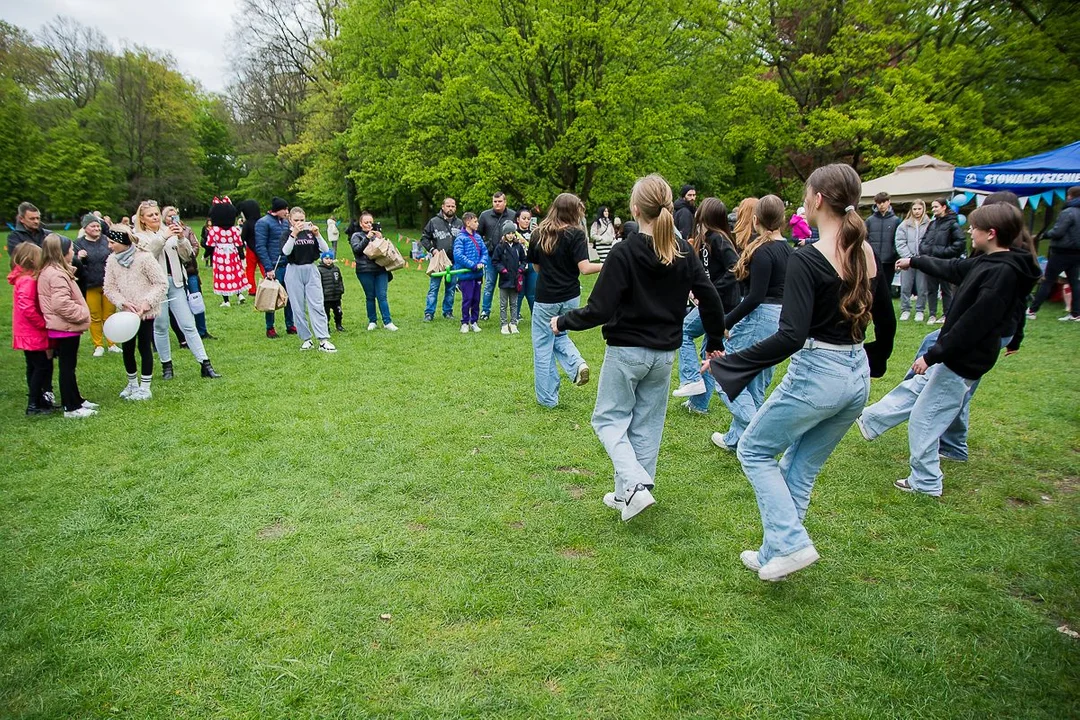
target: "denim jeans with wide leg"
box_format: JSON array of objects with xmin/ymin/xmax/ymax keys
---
[
  {"xmin": 357, "ymin": 271, "xmax": 392, "ymax": 324},
  {"xmin": 531, "ymin": 298, "xmax": 586, "ymax": 408},
  {"xmin": 154, "ymin": 282, "xmax": 208, "ymax": 363},
  {"xmin": 591, "ymin": 346, "xmax": 675, "ymax": 500},
  {"xmin": 480, "ymin": 262, "xmax": 497, "ymax": 317},
  {"xmin": 425, "ymin": 274, "xmax": 457, "ymax": 318},
  {"xmin": 719, "ymin": 303, "xmax": 782, "ymax": 446},
  {"xmin": 737, "ymin": 345, "xmax": 870, "ymax": 565},
  {"xmin": 860, "ymin": 362, "xmax": 974, "ymax": 496},
  {"xmin": 676, "ymin": 306, "xmax": 717, "ymax": 413}
]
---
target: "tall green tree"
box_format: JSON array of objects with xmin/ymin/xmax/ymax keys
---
[{"xmin": 31, "ymin": 119, "xmax": 120, "ymax": 215}]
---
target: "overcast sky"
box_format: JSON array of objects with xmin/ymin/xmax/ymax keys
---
[{"xmin": 1, "ymin": 0, "xmax": 240, "ymax": 93}]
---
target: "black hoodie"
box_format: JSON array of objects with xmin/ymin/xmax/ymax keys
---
[
  {"xmin": 556, "ymin": 231, "xmax": 726, "ymax": 351},
  {"xmin": 673, "ymin": 198, "xmax": 695, "ymax": 241},
  {"xmin": 912, "ymin": 250, "xmax": 1041, "ymax": 379},
  {"xmin": 236, "ymin": 200, "xmax": 261, "ymax": 251}
]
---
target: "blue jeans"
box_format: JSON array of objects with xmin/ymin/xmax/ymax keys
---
[
  {"xmin": 532, "ymin": 298, "xmax": 586, "ymax": 408},
  {"xmin": 676, "ymin": 307, "xmax": 716, "ymax": 412},
  {"xmin": 719, "ymin": 303, "xmax": 782, "ymax": 445},
  {"xmin": 591, "ymin": 346, "xmax": 675, "ymax": 500},
  {"xmin": 860, "ymin": 363, "xmax": 975, "ymax": 496},
  {"xmin": 515, "ymin": 267, "xmax": 537, "ymax": 318},
  {"xmin": 153, "ymin": 282, "xmax": 208, "ymax": 363},
  {"xmin": 425, "ymin": 274, "xmax": 457, "ymax": 318},
  {"xmin": 187, "ymin": 275, "xmax": 208, "ymax": 337},
  {"xmin": 737, "ymin": 346, "xmax": 870, "ymax": 564},
  {"xmin": 266, "ymin": 264, "xmax": 295, "ymax": 331},
  {"xmin": 356, "ymin": 271, "xmax": 392, "ymax": 324},
  {"xmin": 481, "ymin": 262, "xmax": 497, "ymax": 316}
]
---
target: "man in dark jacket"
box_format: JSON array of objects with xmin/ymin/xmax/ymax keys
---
[
  {"xmin": 1029, "ymin": 185, "xmax": 1080, "ymax": 321},
  {"xmin": 673, "ymin": 185, "xmax": 696, "ymax": 241},
  {"xmin": 6, "ymin": 202, "xmax": 46, "ymax": 262},
  {"xmin": 254, "ymin": 197, "xmax": 295, "ymax": 338},
  {"xmin": 918, "ymin": 198, "xmax": 966, "ymax": 322},
  {"xmin": 865, "ymin": 192, "xmax": 901, "ymax": 286},
  {"xmin": 420, "ymin": 197, "xmax": 464, "ymax": 321},
  {"xmin": 477, "ymin": 191, "xmax": 515, "ymax": 320}
]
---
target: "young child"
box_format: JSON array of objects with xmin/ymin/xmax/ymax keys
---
[
  {"xmin": 38, "ymin": 234, "xmax": 96, "ymax": 418},
  {"xmin": 554, "ymin": 175, "xmax": 726, "ymax": 521},
  {"xmin": 856, "ymin": 203, "xmax": 1041, "ymax": 496},
  {"xmin": 492, "ymin": 222, "xmax": 527, "ymax": 334},
  {"xmin": 9, "ymin": 243, "xmax": 54, "ymax": 415},
  {"xmin": 103, "ymin": 225, "xmax": 169, "ymax": 400},
  {"xmin": 318, "ymin": 251, "xmax": 346, "ymax": 332},
  {"xmin": 452, "ymin": 212, "xmax": 489, "ymax": 333}
]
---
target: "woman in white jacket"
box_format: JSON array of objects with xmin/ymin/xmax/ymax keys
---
[{"xmin": 894, "ymin": 199, "xmax": 930, "ymax": 321}]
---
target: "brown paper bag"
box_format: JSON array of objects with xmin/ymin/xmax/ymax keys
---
[
  {"xmin": 426, "ymin": 248, "xmax": 451, "ymax": 275},
  {"xmin": 363, "ymin": 235, "xmax": 392, "ymax": 260},
  {"xmin": 254, "ymin": 277, "xmax": 283, "ymax": 312},
  {"xmin": 379, "ymin": 242, "xmax": 406, "ymax": 271}
]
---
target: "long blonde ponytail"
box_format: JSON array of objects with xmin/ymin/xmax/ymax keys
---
[{"xmin": 630, "ymin": 175, "xmax": 682, "ymax": 265}]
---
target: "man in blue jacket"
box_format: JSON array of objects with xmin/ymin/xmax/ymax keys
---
[{"xmin": 254, "ymin": 197, "xmax": 295, "ymax": 338}]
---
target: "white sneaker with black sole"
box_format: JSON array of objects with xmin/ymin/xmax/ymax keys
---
[
  {"xmin": 319, "ymin": 340, "xmax": 337, "ymax": 353},
  {"xmin": 602, "ymin": 493, "xmax": 626, "ymax": 513},
  {"xmin": 672, "ymin": 380, "xmax": 706, "ymax": 398},
  {"xmin": 300, "ymin": 339, "xmax": 314, "ymax": 350},
  {"xmin": 621, "ymin": 483, "xmax": 655, "ymax": 521},
  {"xmin": 740, "ymin": 550, "xmax": 762, "ymax": 572},
  {"xmin": 758, "ymin": 546, "xmax": 819, "ymax": 582}
]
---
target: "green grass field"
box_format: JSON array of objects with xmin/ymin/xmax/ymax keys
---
[{"xmin": 1, "ymin": 233, "xmax": 1078, "ymax": 718}]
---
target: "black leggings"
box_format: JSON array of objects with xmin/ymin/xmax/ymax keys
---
[
  {"xmin": 1030, "ymin": 251, "xmax": 1080, "ymax": 315},
  {"xmin": 123, "ymin": 318, "xmax": 156, "ymax": 376},
  {"xmin": 24, "ymin": 350, "xmax": 53, "ymax": 407},
  {"xmin": 54, "ymin": 335, "xmax": 84, "ymax": 411}
]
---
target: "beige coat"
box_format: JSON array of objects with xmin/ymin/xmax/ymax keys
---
[
  {"xmin": 133, "ymin": 227, "xmax": 192, "ymax": 288},
  {"xmin": 103, "ymin": 251, "xmax": 169, "ymax": 319},
  {"xmin": 37, "ymin": 264, "xmax": 90, "ymax": 333}
]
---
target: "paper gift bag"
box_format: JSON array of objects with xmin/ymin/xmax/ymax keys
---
[
  {"xmin": 255, "ymin": 278, "xmax": 283, "ymax": 312},
  {"xmin": 426, "ymin": 249, "xmax": 451, "ymax": 275}
]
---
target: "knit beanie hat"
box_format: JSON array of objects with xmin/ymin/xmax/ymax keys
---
[
  {"xmin": 679, "ymin": 184, "xmax": 695, "ymax": 198},
  {"xmin": 271, "ymin": 197, "xmax": 289, "ymax": 212},
  {"xmin": 81, "ymin": 213, "xmax": 101, "ymax": 229},
  {"xmin": 320, "ymin": 250, "xmax": 335, "ymax": 260},
  {"xmin": 106, "ymin": 227, "xmax": 132, "ymax": 246}
]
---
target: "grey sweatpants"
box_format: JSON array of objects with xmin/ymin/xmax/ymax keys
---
[{"xmin": 284, "ymin": 264, "xmax": 330, "ymax": 341}]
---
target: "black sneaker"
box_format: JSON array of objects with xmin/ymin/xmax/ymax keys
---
[
  {"xmin": 442, "ymin": 313, "xmax": 454, "ymax": 320},
  {"xmin": 424, "ymin": 314, "xmax": 434, "ymax": 322},
  {"xmin": 479, "ymin": 312, "xmax": 490, "ymax": 321},
  {"xmin": 336, "ymin": 324, "xmax": 346, "ymax": 332}
]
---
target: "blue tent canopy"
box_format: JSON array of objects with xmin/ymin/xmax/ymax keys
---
[{"xmin": 953, "ymin": 141, "xmax": 1080, "ymax": 199}]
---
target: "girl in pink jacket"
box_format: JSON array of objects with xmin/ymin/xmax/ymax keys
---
[
  {"xmin": 38, "ymin": 235, "xmax": 97, "ymax": 418},
  {"xmin": 8, "ymin": 243, "xmax": 54, "ymax": 415}
]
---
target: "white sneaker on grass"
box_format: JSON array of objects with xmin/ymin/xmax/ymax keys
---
[
  {"xmin": 501, "ymin": 324, "xmax": 511, "ymax": 335},
  {"xmin": 758, "ymin": 546, "xmax": 819, "ymax": 581},
  {"xmin": 119, "ymin": 382, "xmax": 138, "ymax": 399},
  {"xmin": 681, "ymin": 400, "xmax": 707, "ymax": 415},
  {"xmin": 460, "ymin": 324, "xmax": 470, "ymax": 334},
  {"xmin": 384, "ymin": 323, "xmax": 398, "ymax": 331},
  {"xmin": 367, "ymin": 322, "xmax": 377, "ymax": 331},
  {"xmin": 300, "ymin": 339, "xmax": 314, "ymax": 350},
  {"xmin": 64, "ymin": 407, "xmax": 97, "ymax": 418},
  {"xmin": 914, "ymin": 312, "xmax": 924, "ymax": 322},
  {"xmin": 711, "ymin": 432, "xmax": 735, "ymax": 452},
  {"xmin": 129, "ymin": 387, "xmax": 151, "ymax": 401},
  {"xmin": 855, "ymin": 415, "xmax": 873, "ymax": 441},
  {"xmin": 1025, "ymin": 310, "xmax": 1037, "ymax": 320},
  {"xmin": 1059, "ymin": 314, "xmax": 1080, "ymax": 322},
  {"xmin": 926, "ymin": 315, "xmax": 937, "ymax": 325},
  {"xmin": 574, "ymin": 363, "xmax": 590, "ymax": 386},
  {"xmin": 672, "ymin": 379, "xmax": 706, "ymax": 398},
  {"xmin": 740, "ymin": 550, "xmax": 762, "ymax": 572},
  {"xmin": 319, "ymin": 339, "xmax": 337, "ymax": 353},
  {"xmin": 899, "ymin": 311, "xmax": 910, "ymax": 321},
  {"xmin": 220, "ymin": 300, "xmax": 230, "ymax": 308},
  {"xmin": 81, "ymin": 400, "xmax": 99, "ymax": 410},
  {"xmin": 621, "ymin": 484, "xmax": 655, "ymax": 522},
  {"xmin": 509, "ymin": 324, "xmax": 519, "ymax": 334},
  {"xmin": 93, "ymin": 346, "xmax": 105, "ymax": 357},
  {"xmin": 602, "ymin": 493, "xmax": 626, "ymax": 513},
  {"xmin": 471, "ymin": 323, "xmax": 482, "ymax": 333}
]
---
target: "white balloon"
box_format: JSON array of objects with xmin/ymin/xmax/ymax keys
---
[{"xmin": 103, "ymin": 311, "xmax": 141, "ymax": 343}]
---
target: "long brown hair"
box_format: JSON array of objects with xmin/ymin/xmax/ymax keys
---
[
  {"xmin": 535, "ymin": 193, "xmax": 585, "ymax": 255},
  {"xmin": 692, "ymin": 197, "xmax": 731, "ymax": 253},
  {"xmin": 12, "ymin": 242, "xmax": 42, "ymax": 273},
  {"xmin": 733, "ymin": 195, "xmax": 785, "ymax": 281},
  {"xmin": 39, "ymin": 234, "xmax": 76, "ymax": 280},
  {"xmin": 984, "ymin": 191, "xmax": 1036, "ymax": 258},
  {"xmin": 806, "ymin": 164, "xmax": 872, "ymax": 336},
  {"xmin": 733, "ymin": 197, "xmax": 758, "ymax": 251},
  {"xmin": 630, "ymin": 174, "xmax": 682, "ymax": 265}
]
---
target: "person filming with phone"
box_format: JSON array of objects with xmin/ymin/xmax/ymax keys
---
[
  {"xmin": 348, "ymin": 212, "xmax": 397, "ymax": 331},
  {"xmin": 280, "ymin": 206, "xmax": 336, "ymax": 353}
]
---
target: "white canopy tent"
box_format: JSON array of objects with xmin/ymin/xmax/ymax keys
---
[{"xmin": 859, "ymin": 155, "xmax": 956, "ymax": 206}]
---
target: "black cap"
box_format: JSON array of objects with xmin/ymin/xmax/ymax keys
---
[
  {"xmin": 271, "ymin": 197, "xmax": 288, "ymax": 212},
  {"xmin": 106, "ymin": 228, "xmax": 132, "ymax": 246}
]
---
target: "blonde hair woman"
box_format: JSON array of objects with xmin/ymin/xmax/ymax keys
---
[
  {"xmin": 894, "ymin": 199, "xmax": 930, "ymax": 321},
  {"xmin": 132, "ymin": 200, "xmax": 220, "ymax": 379},
  {"xmin": 552, "ymin": 175, "xmax": 727, "ymax": 522}
]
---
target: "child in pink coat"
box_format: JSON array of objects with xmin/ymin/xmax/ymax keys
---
[{"xmin": 8, "ymin": 243, "xmax": 54, "ymax": 415}]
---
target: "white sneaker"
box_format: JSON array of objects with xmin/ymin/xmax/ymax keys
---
[
  {"xmin": 758, "ymin": 545, "xmax": 819, "ymax": 581},
  {"xmin": 854, "ymin": 415, "xmax": 873, "ymax": 441},
  {"xmin": 622, "ymin": 484, "xmax": 655, "ymax": 521},
  {"xmin": 471, "ymin": 323, "xmax": 482, "ymax": 333},
  {"xmin": 81, "ymin": 400, "xmax": 99, "ymax": 410},
  {"xmin": 93, "ymin": 346, "xmax": 105, "ymax": 357},
  {"xmin": 914, "ymin": 312, "xmax": 924, "ymax": 322},
  {"xmin": 1025, "ymin": 310, "xmax": 1037, "ymax": 320},
  {"xmin": 108, "ymin": 345, "xmax": 122, "ymax": 353},
  {"xmin": 1059, "ymin": 314, "xmax": 1080, "ymax": 322},
  {"xmin": 672, "ymin": 380, "xmax": 706, "ymax": 397},
  {"xmin": 937, "ymin": 316, "xmax": 946, "ymax": 325},
  {"xmin": 367, "ymin": 322, "xmax": 377, "ymax": 331},
  {"xmin": 509, "ymin": 324, "xmax": 519, "ymax": 334},
  {"xmin": 899, "ymin": 311, "xmax": 910, "ymax": 321},
  {"xmin": 64, "ymin": 407, "xmax": 97, "ymax": 418},
  {"xmin": 129, "ymin": 387, "xmax": 151, "ymax": 401},
  {"xmin": 740, "ymin": 550, "xmax": 762, "ymax": 572},
  {"xmin": 602, "ymin": 493, "xmax": 626, "ymax": 513},
  {"xmin": 460, "ymin": 324, "xmax": 470, "ymax": 334},
  {"xmin": 384, "ymin": 323, "xmax": 398, "ymax": 331},
  {"xmin": 119, "ymin": 382, "xmax": 138, "ymax": 399},
  {"xmin": 220, "ymin": 301, "xmax": 230, "ymax": 308},
  {"xmin": 710, "ymin": 432, "xmax": 735, "ymax": 452},
  {"xmin": 926, "ymin": 315, "xmax": 937, "ymax": 325},
  {"xmin": 300, "ymin": 339, "xmax": 314, "ymax": 350},
  {"xmin": 681, "ymin": 400, "xmax": 707, "ymax": 415},
  {"xmin": 501, "ymin": 324, "xmax": 511, "ymax": 335},
  {"xmin": 574, "ymin": 363, "xmax": 590, "ymax": 386},
  {"xmin": 319, "ymin": 340, "xmax": 337, "ymax": 353},
  {"xmin": 237, "ymin": 294, "xmax": 245, "ymax": 304}
]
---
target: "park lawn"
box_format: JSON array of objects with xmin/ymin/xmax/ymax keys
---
[{"xmin": 0, "ymin": 241, "xmax": 1077, "ymax": 719}]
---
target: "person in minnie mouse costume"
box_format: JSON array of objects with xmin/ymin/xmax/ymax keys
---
[{"xmin": 206, "ymin": 196, "xmax": 249, "ymax": 307}]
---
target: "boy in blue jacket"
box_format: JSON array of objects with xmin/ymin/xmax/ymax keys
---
[{"xmin": 453, "ymin": 212, "xmax": 489, "ymax": 333}]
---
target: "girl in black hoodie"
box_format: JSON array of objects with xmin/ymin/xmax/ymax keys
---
[{"xmin": 554, "ymin": 175, "xmax": 726, "ymax": 522}]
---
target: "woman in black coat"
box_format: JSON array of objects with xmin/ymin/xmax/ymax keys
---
[{"xmin": 918, "ymin": 198, "xmax": 966, "ymax": 323}]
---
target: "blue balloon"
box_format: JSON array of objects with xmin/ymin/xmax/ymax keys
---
[
  {"xmin": 957, "ymin": 214, "xmax": 967, "ymax": 227},
  {"xmin": 952, "ymin": 193, "xmax": 968, "ymax": 205}
]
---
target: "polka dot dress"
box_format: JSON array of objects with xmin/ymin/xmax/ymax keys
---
[{"xmin": 207, "ymin": 226, "xmax": 249, "ymax": 296}]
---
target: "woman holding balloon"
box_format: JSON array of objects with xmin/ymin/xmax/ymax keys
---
[
  {"xmin": 918, "ymin": 199, "xmax": 967, "ymax": 324},
  {"xmin": 103, "ymin": 225, "xmax": 168, "ymax": 400}
]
